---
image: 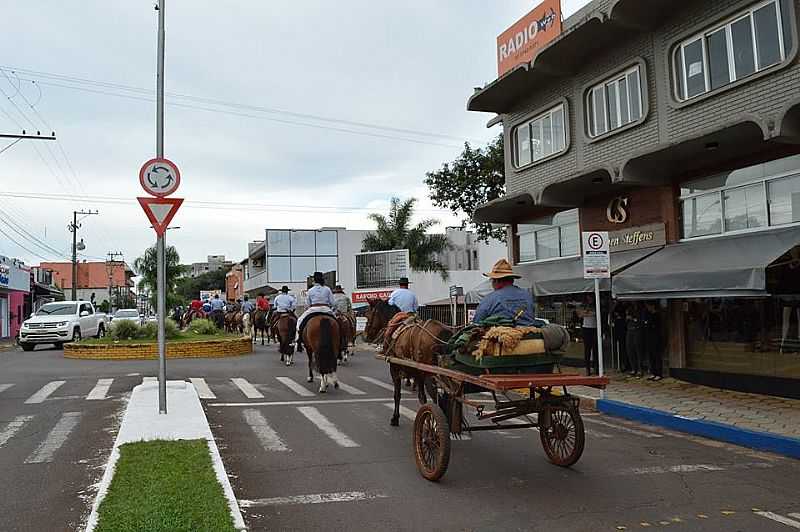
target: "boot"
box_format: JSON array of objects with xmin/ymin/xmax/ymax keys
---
[{"xmin": 296, "ymin": 339, "xmax": 304, "ymax": 353}]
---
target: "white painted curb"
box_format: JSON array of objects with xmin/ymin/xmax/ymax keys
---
[{"xmin": 85, "ymin": 381, "xmax": 246, "ymax": 531}]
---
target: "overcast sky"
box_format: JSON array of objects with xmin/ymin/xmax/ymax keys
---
[{"xmin": 0, "ymin": 0, "xmax": 590, "ymax": 268}]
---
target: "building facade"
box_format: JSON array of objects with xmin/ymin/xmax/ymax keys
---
[
  {"xmin": 187, "ymin": 255, "xmax": 233, "ymax": 278},
  {"xmin": 471, "ymin": 0, "xmax": 800, "ymax": 397},
  {"xmin": 0, "ymin": 256, "xmax": 30, "ymax": 340},
  {"xmin": 40, "ymin": 261, "xmax": 135, "ymax": 310},
  {"xmin": 225, "ymin": 262, "xmax": 245, "ymax": 303}
]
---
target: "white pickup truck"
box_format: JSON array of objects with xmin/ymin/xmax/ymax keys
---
[{"xmin": 19, "ymin": 301, "xmax": 108, "ymax": 351}]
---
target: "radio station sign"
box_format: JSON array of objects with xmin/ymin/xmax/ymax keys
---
[
  {"xmin": 352, "ymin": 290, "xmax": 394, "ymax": 304},
  {"xmin": 609, "ymin": 223, "xmax": 666, "ymax": 253},
  {"xmin": 496, "ymin": 0, "xmax": 562, "ymax": 76}
]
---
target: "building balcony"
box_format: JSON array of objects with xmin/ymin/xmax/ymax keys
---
[{"xmin": 244, "ymin": 270, "xmax": 269, "ymax": 293}]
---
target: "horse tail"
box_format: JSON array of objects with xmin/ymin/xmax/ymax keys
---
[{"xmin": 318, "ymin": 317, "xmax": 336, "ymax": 374}]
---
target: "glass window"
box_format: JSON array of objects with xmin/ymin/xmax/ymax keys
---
[
  {"xmin": 531, "ymin": 120, "xmax": 543, "ymax": 162},
  {"xmin": 316, "ymin": 256, "xmax": 338, "ymax": 276},
  {"xmin": 606, "ymin": 82, "xmax": 620, "ymax": 130},
  {"xmin": 542, "ymin": 114, "xmax": 553, "ymax": 157},
  {"xmin": 683, "ymin": 38, "xmax": 707, "ymax": 98},
  {"xmin": 315, "ymin": 231, "xmax": 337, "ymax": 256},
  {"xmin": 561, "ymin": 223, "xmax": 580, "ymax": 256},
  {"xmin": 552, "ymin": 109, "xmax": 565, "ymax": 153},
  {"xmin": 627, "ymin": 69, "xmax": 642, "ymax": 121},
  {"xmin": 512, "ymin": 105, "xmax": 567, "ymax": 167},
  {"xmin": 707, "ymin": 28, "xmax": 731, "ymax": 90},
  {"xmin": 290, "ymin": 230, "xmax": 315, "ymax": 255},
  {"xmin": 674, "ymin": 48, "xmax": 686, "ymax": 100},
  {"xmin": 516, "ymin": 125, "xmax": 531, "ymax": 167},
  {"xmin": 768, "ymin": 174, "xmax": 800, "ymax": 226},
  {"xmin": 724, "ymin": 184, "xmax": 767, "ymax": 231},
  {"xmin": 754, "ymin": 2, "xmax": 783, "ymax": 68},
  {"xmin": 588, "ymin": 66, "xmax": 643, "ymax": 137},
  {"xmin": 618, "ymin": 77, "xmax": 630, "ymax": 125},
  {"xmin": 267, "ymin": 256, "xmax": 291, "ymax": 282},
  {"xmin": 535, "ymin": 227, "xmax": 560, "ymax": 260},
  {"xmin": 683, "ymin": 193, "xmax": 722, "ymax": 238},
  {"xmin": 290, "ymin": 256, "xmax": 316, "ymax": 282},
  {"xmin": 592, "ymin": 88, "xmax": 607, "ymax": 136},
  {"xmin": 267, "ymin": 230, "xmax": 290, "ymax": 255},
  {"xmin": 731, "ymin": 16, "xmax": 756, "ymax": 78},
  {"xmin": 518, "ymin": 232, "xmax": 536, "ymax": 262}
]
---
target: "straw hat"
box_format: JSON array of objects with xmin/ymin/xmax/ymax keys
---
[{"xmin": 484, "ymin": 258, "xmax": 521, "ymax": 279}]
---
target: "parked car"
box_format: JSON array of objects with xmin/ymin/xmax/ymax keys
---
[
  {"xmin": 19, "ymin": 301, "xmax": 107, "ymax": 351},
  {"xmin": 111, "ymin": 309, "xmax": 141, "ymax": 324}
]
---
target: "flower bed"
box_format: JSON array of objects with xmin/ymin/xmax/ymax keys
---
[{"xmin": 64, "ymin": 336, "xmax": 252, "ymax": 360}]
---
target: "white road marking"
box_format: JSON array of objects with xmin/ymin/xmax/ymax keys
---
[
  {"xmin": 239, "ymin": 491, "xmax": 387, "ymax": 507},
  {"xmin": 0, "ymin": 384, "xmax": 14, "ymax": 394},
  {"xmin": 24, "ymin": 412, "xmax": 81, "ymax": 464},
  {"xmin": 276, "ymin": 377, "xmax": 314, "ymax": 397},
  {"xmin": 210, "ymin": 397, "xmax": 418, "ymax": 407},
  {"xmin": 242, "ymin": 409, "xmax": 290, "ymax": 452},
  {"xmin": 790, "ymin": 513, "xmax": 800, "ymax": 520},
  {"xmin": 142, "ymin": 377, "xmax": 157, "ymax": 383},
  {"xmin": 86, "ymin": 378, "xmax": 114, "ymax": 400},
  {"xmin": 358, "ymin": 376, "xmax": 395, "ymax": 392},
  {"xmin": 385, "ymin": 403, "xmax": 474, "ymax": 441},
  {"xmin": 190, "ymin": 378, "xmax": 216, "ymax": 399},
  {"xmin": 25, "ymin": 381, "xmax": 66, "ymax": 404},
  {"xmin": 584, "ymin": 417, "xmax": 663, "ymax": 438},
  {"xmin": 297, "ymin": 406, "xmax": 359, "ymax": 448},
  {"xmin": 623, "ymin": 464, "xmax": 725, "ymax": 475},
  {"xmin": 334, "ymin": 381, "xmax": 366, "ymax": 395},
  {"xmin": 755, "ymin": 511, "xmax": 800, "ymax": 529},
  {"xmin": 231, "ymin": 378, "xmax": 264, "ymax": 399},
  {"xmin": 0, "ymin": 415, "xmax": 34, "ymax": 448}
]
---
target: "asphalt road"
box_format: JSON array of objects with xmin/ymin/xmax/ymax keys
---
[{"xmin": 1, "ymin": 342, "xmax": 799, "ymax": 531}]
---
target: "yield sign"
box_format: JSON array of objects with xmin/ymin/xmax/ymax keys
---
[{"xmin": 138, "ymin": 197, "xmax": 183, "ymax": 236}]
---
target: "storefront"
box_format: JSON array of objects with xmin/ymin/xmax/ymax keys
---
[{"xmin": 0, "ymin": 256, "xmax": 31, "ymax": 341}]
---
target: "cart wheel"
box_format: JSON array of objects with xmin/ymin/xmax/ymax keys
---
[
  {"xmin": 413, "ymin": 403, "xmax": 451, "ymax": 482},
  {"xmin": 540, "ymin": 405, "xmax": 585, "ymax": 467}
]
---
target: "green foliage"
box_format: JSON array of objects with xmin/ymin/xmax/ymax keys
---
[
  {"xmin": 187, "ymin": 318, "xmax": 219, "ymax": 336},
  {"xmin": 139, "ymin": 319, "xmax": 180, "ymax": 340},
  {"xmin": 110, "ymin": 320, "xmax": 141, "ymax": 341},
  {"xmin": 175, "ymin": 269, "xmax": 227, "ymax": 304},
  {"xmin": 97, "ymin": 300, "xmax": 111, "ymax": 313},
  {"xmin": 362, "ymin": 197, "xmax": 450, "ymax": 279},
  {"xmin": 424, "ymin": 135, "xmax": 507, "ymax": 242},
  {"xmin": 133, "ymin": 245, "xmax": 185, "ymax": 309}
]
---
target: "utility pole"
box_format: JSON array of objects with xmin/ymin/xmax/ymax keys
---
[
  {"xmin": 156, "ymin": 0, "xmax": 167, "ymax": 414},
  {"xmin": 68, "ymin": 210, "xmax": 98, "ymax": 300},
  {"xmin": 106, "ymin": 251, "xmax": 124, "ymax": 313}
]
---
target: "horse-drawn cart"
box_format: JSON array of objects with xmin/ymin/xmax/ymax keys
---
[{"xmin": 377, "ymin": 354, "xmax": 608, "ymax": 482}]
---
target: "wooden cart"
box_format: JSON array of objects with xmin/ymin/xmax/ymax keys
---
[{"xmin": 378, "ymin": 355, "xmax": 608, "ymax": 482}]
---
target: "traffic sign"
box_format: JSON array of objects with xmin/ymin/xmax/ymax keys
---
[
  {"xmin": 139, "ymin": 157, "xmax": 181, "ymax": 197},
  {"xmin": 138, "ymin": 197, "xmax": 183, "ymax": 236},
  {"xmin": 582, "ymin": 231, "xmax": 610, "ymax": 279}
]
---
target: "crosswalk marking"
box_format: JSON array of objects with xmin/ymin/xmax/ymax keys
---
[
  {"xmin": 297, "ymin": 406, "xmax": 359, "ymax": 448},
  {"xmin": 385, "ymin": 402, "xmax": 416, "ymax": 421},
  {"xmin": 584, "ymin": 417, "xmax": 663, "ymax": 438},
  {"xmin": 86, "ymin": 378, "xmax": 114, "ymax": 400},
  {"xmin": 242, "ymin": 409, "xmax": 290, "ymax": 452},
  {"xmin": 25, "ymin": 381, "xmax": 66, "ymax": 404},
  {"xmin": 0, "ymin": 415, "xmax": 34, "ymax": 448},
  {"xmin": 335, "ymin": 381, "xmax": 367, "ymax": 395},
  {"xmin": 231, "ymin": 378, "xmax": 264, "ymax": 399},
  {"xmin": 790, "ymin": 513, "xmax": 800, "ymax": 520},
  {"xmin": 190, "ymin": 378, "xmax": 216, "ymax": 399},
  {"xmin": 24, "ymin": 412, "xmax": 81, "ymax": 464},
  {"xmin": 0, "ymin": 384, "xmax": 14, "ymax": 394},
  {"xmin": 755, "ymin": 511, "xmax": 800, "ymax": 529},
  {"xmin": 358, "ymin": 376, "xmax": 395, "ymax": 392},
  {"xmin": 276, "ymin": 377, "xmax": 315, "ymax": 397},
  {"xmin": 142, "ymin": 377, "xmax": 157, "ymax": 383}
]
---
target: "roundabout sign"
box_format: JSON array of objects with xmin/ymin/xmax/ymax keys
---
[{"xmin": 139, "ymin": 157, "xmax": 181, "ymax": 197}]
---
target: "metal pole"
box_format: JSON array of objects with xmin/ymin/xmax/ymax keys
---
[
  {"xmin": 156, "ymin": 0, "xmax": 167, "ymax": 414},
  {"xmin": 594, "ymin": 278, "xmax": 605, "ymax": 398},
  {"xmin": 71, "ymin": 211, "xmax": 77, "ymax": 301}
]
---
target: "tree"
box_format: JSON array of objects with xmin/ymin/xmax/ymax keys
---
[
  {"xmin": 175, "ymin": 269, "xmax": 227, "ymax": 303},
  {"xmin": 362, "ymin": 197, "xmax": 450, "ymax": 279},
  {"xmin": 133, "ymin": 245, "xmax": 184, "ymax": 310},
  {"xmin": 424, "ymin": 134, "xmax": 506, "ymax": 242}
]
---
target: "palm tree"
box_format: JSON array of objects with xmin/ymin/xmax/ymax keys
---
[
  {"xmin": 133, "ymin": 245, "xmax": 185, "ymax": 308},
  {"xmin": 362, "ymin": 197, "xmax": 450, "ymax": 279}
]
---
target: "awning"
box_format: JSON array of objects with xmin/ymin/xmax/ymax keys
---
[
  {"xmin": 516, "ymin": 247, "xmax": 661, "ymax": 297},
  {"xmin": 612, "ymin": 228, "xmax": 800, "ymax": 300},
  {"xmin": 472, "ymin": 192, "xmax": 536, "ymax": 224}
]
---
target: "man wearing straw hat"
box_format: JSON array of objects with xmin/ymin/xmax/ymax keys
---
[{"xmin": 472, "ymin": 259, "xmax": 537, "ymax": 326}]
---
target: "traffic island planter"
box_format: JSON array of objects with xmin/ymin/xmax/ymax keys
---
[{"xmin": 64, "ymin": 336, "xmax": 253, "ymax": 360}]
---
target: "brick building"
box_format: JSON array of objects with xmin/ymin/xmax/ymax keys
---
[
  {"xmin": 41, "ymin": 261, "xmax": 135, "ymax": 310},
  {"xmin": 470, "ymin": 0, "xmax": 800, "ymax": 397}
]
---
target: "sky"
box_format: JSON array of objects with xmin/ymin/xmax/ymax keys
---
[{"xmin": 0, "ymin": 0, "xmax": 590, "ymax": 269}]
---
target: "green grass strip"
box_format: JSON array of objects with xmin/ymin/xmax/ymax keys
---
[
  {"xmin": 82, "ymin": 332, "xmax": 238, "ymax": 345},
  {"xmin": 94, "ymin": 439, "xmax": 235, "ymax": 532}
]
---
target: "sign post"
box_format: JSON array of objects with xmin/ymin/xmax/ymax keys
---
[{"xmin": 582, "ymin": 231, "xmax": 610, "ymax": 396}]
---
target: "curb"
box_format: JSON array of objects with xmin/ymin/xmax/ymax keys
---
[
  {"xmin": 85, "ymin": 381, "xmax": 246, "ymax": 531},
  {"xmin": 597, "ymin": 398, "xmax": 800, "ymax": 460}
]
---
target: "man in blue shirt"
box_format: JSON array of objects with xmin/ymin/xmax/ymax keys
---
[
  {"xmin": 388, "ymin": 277, "xmax": 418, "ymax": 313},
  {"xmin": 240, "ymin": 295, "xmax": 255, "ymax": 315},
  {"xmin": 472, "ymin": 259, "xmax": 537, "ymax": 326}
]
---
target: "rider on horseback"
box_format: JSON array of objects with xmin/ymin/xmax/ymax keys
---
[
  {"xmin": 296, "ymin": 272, "xmax": 336, "ymax": 353},
  {"xmin": 240, "ymin": 294, "xmax": 255, "ymax": 314},
  {"xmin": 381, "ymin": 277, "xmax": 418, "ymax": 353},
  {"xmin": 272, "ymin": 286, "xmax": 296, "ymax": 317}
]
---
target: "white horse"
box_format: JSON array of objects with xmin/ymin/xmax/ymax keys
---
[{"xmin": 242, "ymin": 312, "xmax": 253, "ymax": 339}]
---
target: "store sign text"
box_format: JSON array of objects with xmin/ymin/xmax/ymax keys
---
[
  {"xmin": 606, "ymin": 196, "xmax": 629, "ymax": 224},
  {"xmin": 0, "ymin": 264, "xmax": 9, "ymax": 287},
  {"xmin": 609, "ymin": 223, "xmax": 666, "ymax": 252},
  {"xmin": 496, "ymin": 0, "xmax": 562, "ymax": 76}
]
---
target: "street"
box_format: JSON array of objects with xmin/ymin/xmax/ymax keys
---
[{"xmin": 1, "ymin": 343, "xmax": 798, "ymax": 531}]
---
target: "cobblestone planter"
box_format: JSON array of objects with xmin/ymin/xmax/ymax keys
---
[{"xmin": 64, "ymin": 336, "xmax": 253, "ymax": 360}]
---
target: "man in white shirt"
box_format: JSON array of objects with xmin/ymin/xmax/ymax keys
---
[
  {"xmin": 296, "ymin": 272, "xmax": 336, "ymax": 353},
  {"xmin": 273, "ymin": 286, "xmax": 296, "ymax": 314},
  {"xmin": 388, "ymin": 277, "xmax": 418, "ymax": 313}
]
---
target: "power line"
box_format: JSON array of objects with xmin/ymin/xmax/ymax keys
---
[
  {"xmin": 0, "ymin": 205, "xmax": 66, "ymax": 257},
  {"xmin": 0, "ymin": 224, "xmax": 53, "ymax": 261},
  {"xmin": 0, "ymin": 137, "xmax": 22, "ymax": 155}
]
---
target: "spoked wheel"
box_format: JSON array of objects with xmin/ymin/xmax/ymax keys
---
[
  {"xmin": 540, "ymin": 405, "xmax": 585, "ymax": 467},
  {"xmin": 413, "ymin": 403, "xmax": 451, "ymax": 482}
]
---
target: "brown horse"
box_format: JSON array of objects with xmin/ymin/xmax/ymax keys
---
[
  {"xmin": 253, "ymin": 309, "xmax": 270, "ymax": 345},
  {"xmin": 335, "ymin": 312, "xmax": 356, "ymax": 364},
  {"xmin": 273, "ymin": 312, "xmax": 297, "ymax": 366},
  {"xmin": 365, "ymin": 299, "xmax": 452, "ymax": 426},
  {"xmin": 180, "ymin": 308, "xmax": 205, "ymax": 329},
  {"xmin": 302, "ymin": 314, "xmax": 340, "ymax": 393}
]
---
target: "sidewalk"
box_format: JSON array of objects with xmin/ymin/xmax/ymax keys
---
[{"xmin": 571, "ymin": 372, "xmax": 800, "ymax": 455}]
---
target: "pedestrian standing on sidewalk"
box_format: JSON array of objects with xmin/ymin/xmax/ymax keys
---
[
  {"xmin": 611, "ymin": 301, "xmax": 629, "ymax": 373},
  {"xmin": 643, "ymin": 301, "xmax": 663, "ymax": 381},
  {"xmin": 578, "ymin": 294, "xmax": 599, "ymax": 376},
  {"xmin": 625, "ymin": 302, "xmax": 645, "ymax": 377}
]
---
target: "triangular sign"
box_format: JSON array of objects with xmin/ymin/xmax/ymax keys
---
[{"xmin": 138, "ymin": 197, "xmax": 183, "ymax": 236}]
